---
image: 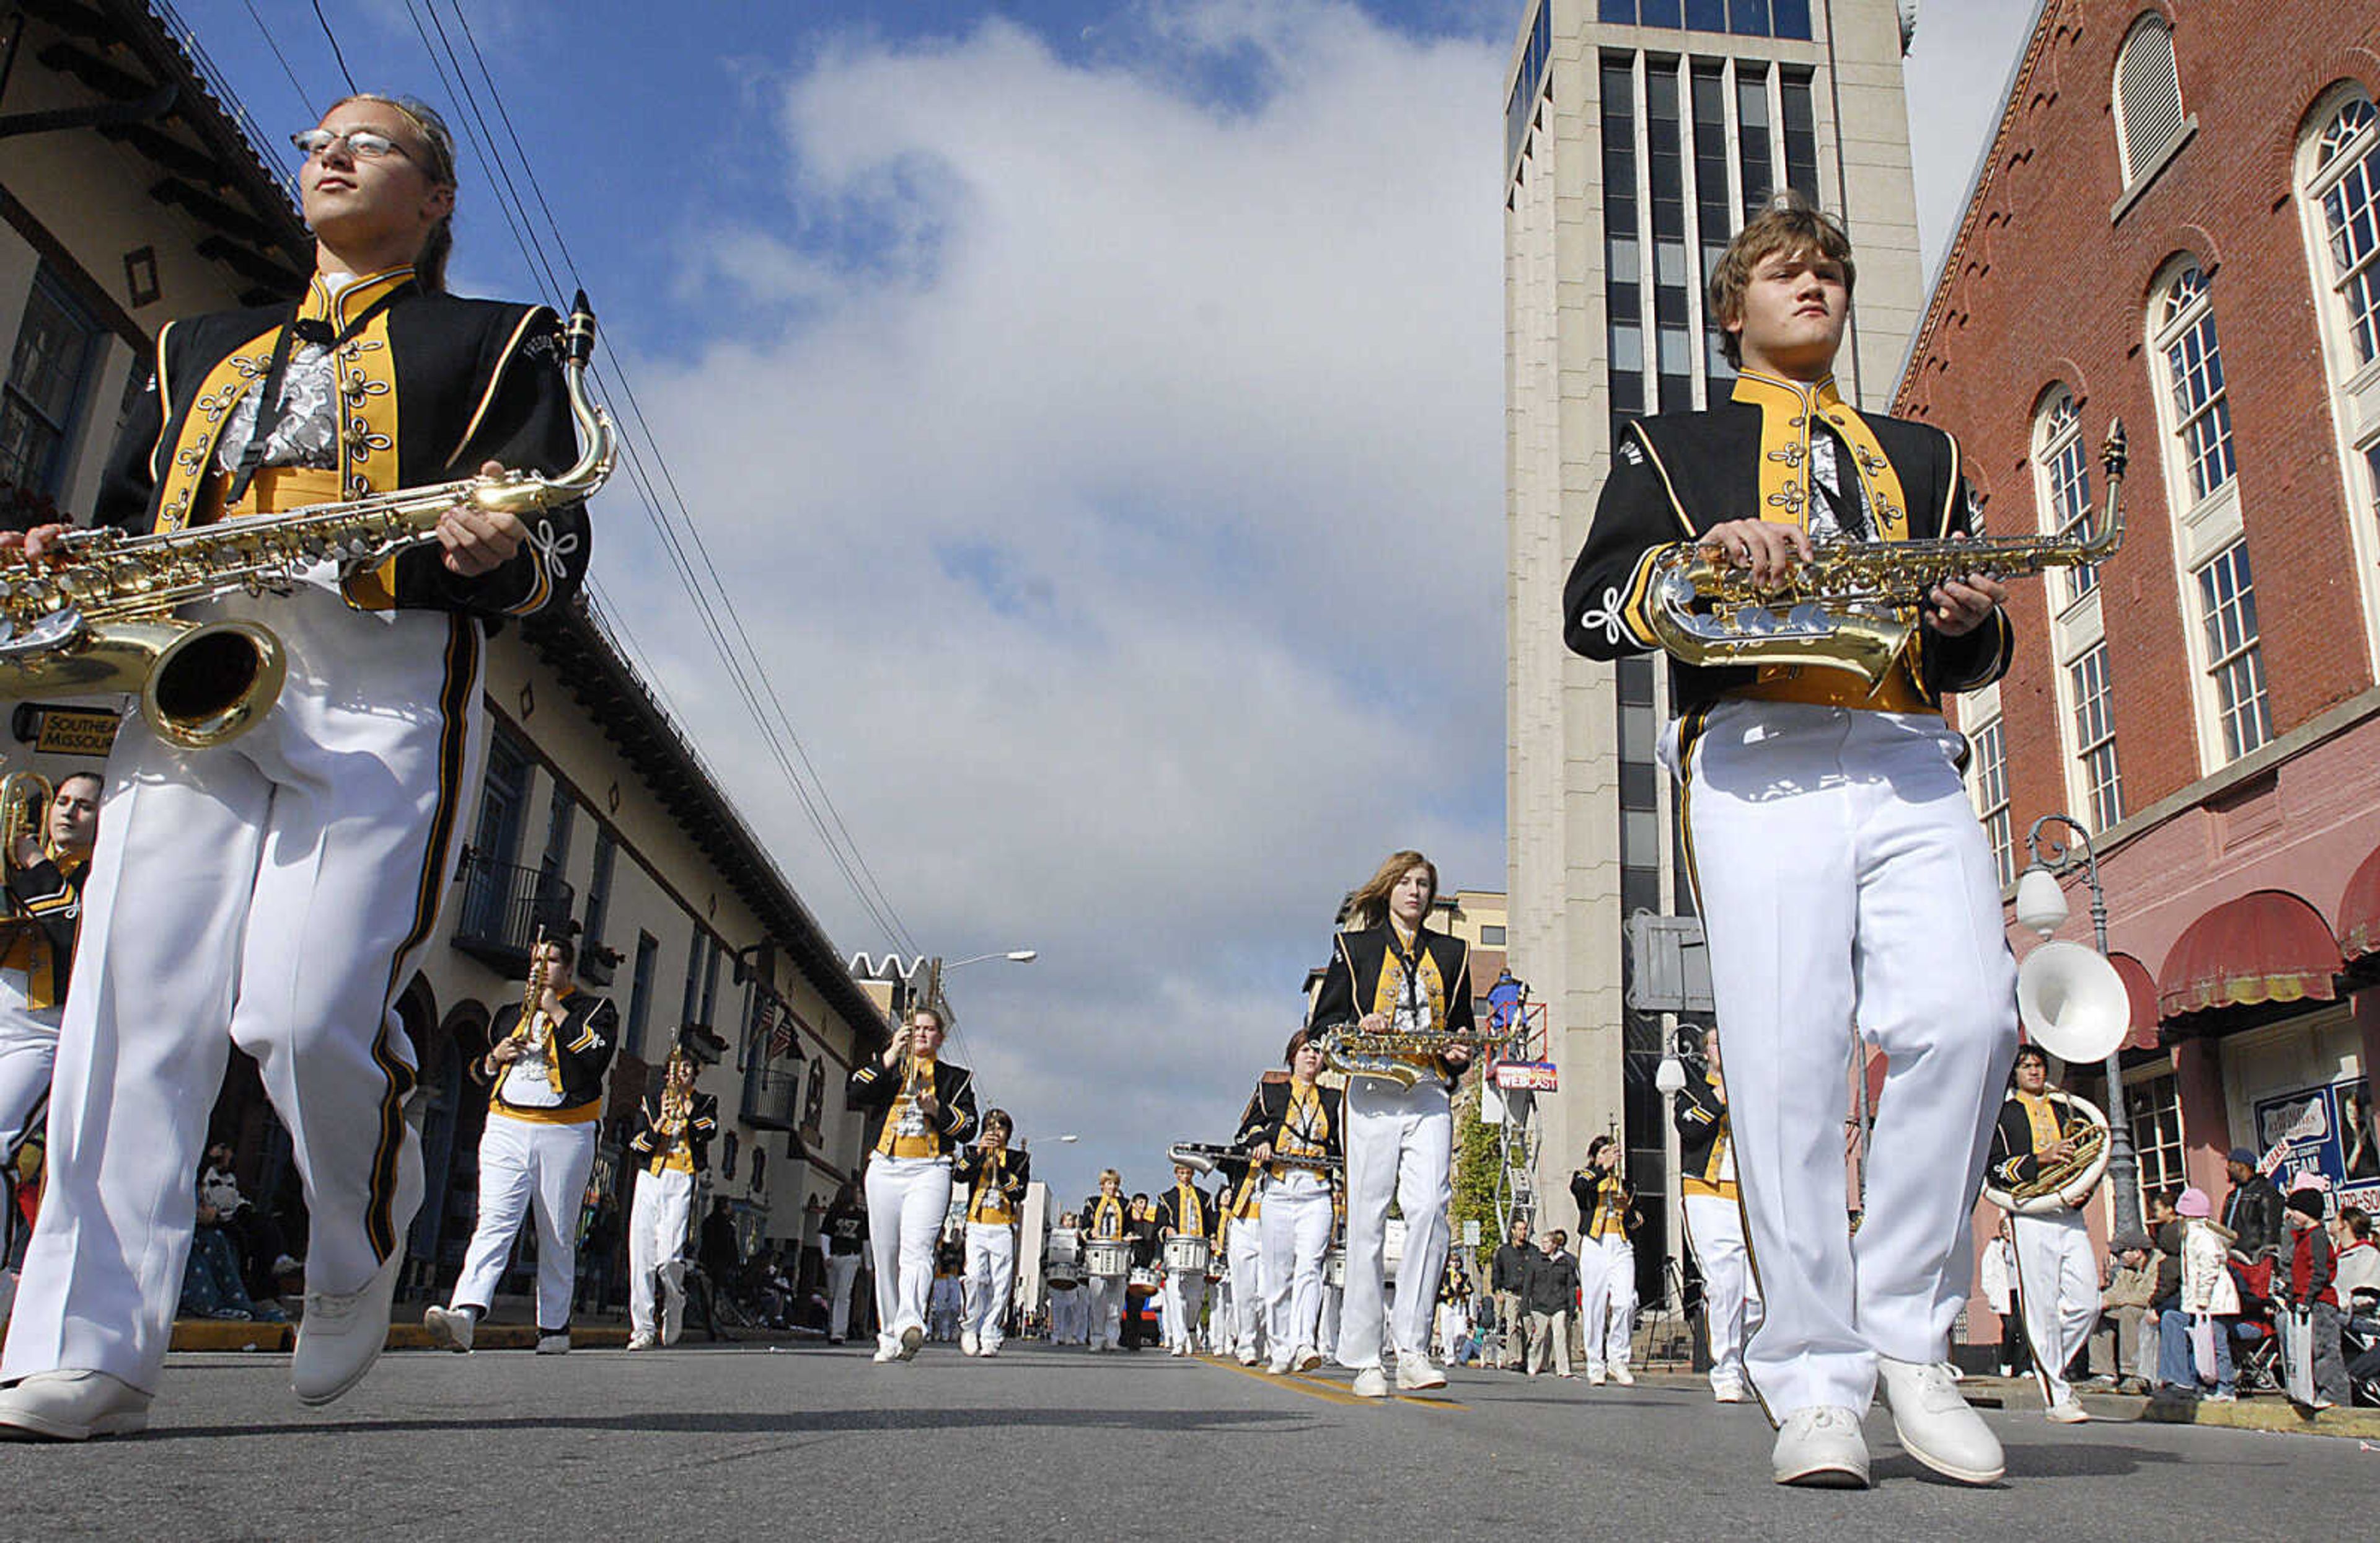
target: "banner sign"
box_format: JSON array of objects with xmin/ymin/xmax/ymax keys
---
[
  {"xmin": 2253, "ymin": 1075, "xmax": 2378, "ymax": 1213},
  {"xmin": 30, "ymin": 708, "xmax": 119, "ymax": 758},
  {"xmin": 1494, "ymin": 1060, "xmax": 1559, "ymax": 1092}
]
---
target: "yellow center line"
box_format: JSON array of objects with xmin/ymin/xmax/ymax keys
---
[{"xmin": 1195, "ymin": 1355, "xmax": 1465, "ymax": 1411}]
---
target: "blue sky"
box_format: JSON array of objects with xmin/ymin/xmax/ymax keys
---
[{"xmin": 180, "ymin": 1, "xmax": 2032, "ymax": 1201}]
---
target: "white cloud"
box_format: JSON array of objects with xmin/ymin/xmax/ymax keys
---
[{"xmin": 597, "ymin": 2, "xmax": 1507, "ymax": 1197}]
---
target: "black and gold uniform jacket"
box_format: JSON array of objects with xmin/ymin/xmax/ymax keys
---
[
  {"xmin": 1674, "ymin": 1072, "xmax": 1737, "ymax": 1203},
  {"xmin": 1212, "ymin": 1151, "xmax": 1262, "ymax": 1234},
  {"xmin": 1988, "ymin": 1090, "xmax": 2067, "ymax": 1195},
  {"xmin": 1561, "ymin": 370, "xmax": 2014, "ymax": 721},
  {"xmin": 486, "ymin": 988, "xmax": 619, "ymax": 1125},
  {"xmin": 1237, "ymin": 1077, "xmax": 1346, "ymax": 1177},
  {"xmin": 1156, "ymin": 1180, "xmax": 1218, "ymax": 1240},
  {"xmin": 1571, "ymin": 1169, "xmax": 1639, "ymax": 1243},
  {"xmin": 1082, "ymin": 1193, "xmax": 1132, "ymax": 1242},
  {"xmin": 847, "ymin": 1056, "xmax": 979, "ymax": 1161},
  {"xmin": 953, "ymin": 1146, "xmax": 1031, "ymax": 1227},
  {"xmin": 628, "ymin": 1089, "xmax": 720, "ymax": 1177},
  {"xmin": 1, "ymin": 849, "xmax": 86, "ymax": 1010},
  {"xmin": 91, "ymin": 267, "xmax": 591, "ymax": 622},
  {"xmin": 1309, "ymin": 922, "xmax": 1476, "ymax": 1089}
]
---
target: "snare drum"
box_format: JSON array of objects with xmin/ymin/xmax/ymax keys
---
[
  {"xmin": 1128, "ymin": 1266, "xmax": 1160, "ymax": 1299},
  {"xmin": 1044, "ymin": 1226, "xmax": 1083, "ymax": 1288},
  {"xmin": 1323, "ymin": 1245, "xmax": 1347, "ymax": 1289},
  {"xmin": 1163, "ymin": 1234, "xmax": 1212, "ymax": 1277},
  {"xmin": 1084, "ymin": 1237, "xmax": 1132, "ymax": 1280}
]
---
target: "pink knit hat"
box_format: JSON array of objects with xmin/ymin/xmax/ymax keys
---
[{"xmin": 2177, "ymin": 1187, "xmax": 2212, "ymax": 1218}]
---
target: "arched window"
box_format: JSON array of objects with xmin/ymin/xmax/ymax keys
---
[
  {"xmin": 2296, "ymin": 86, "xmax": 2380, "ymax": 676},
  {"xmin": 2148, "ymin": 262, "xmax": 2269, "ymax": 766},
  {"xmin": 2032, "ymin": 387, "xmax": 2096, "ymax": 606},
  {"xmin": 2306, "ymin": 92, "xmax": 2379, "ymax": 369},
  {"xmin": 2114, "ymin": 15, "xmax": 2186, "ymax": 187}
]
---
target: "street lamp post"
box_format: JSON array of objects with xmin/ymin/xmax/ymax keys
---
[{"xmin": 2017, "ymin": 813, "xmax": 2145, "ymax": 1240}]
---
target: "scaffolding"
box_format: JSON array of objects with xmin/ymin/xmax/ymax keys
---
[{"xmin": 1488, "ymin": 999, "xmax": 1548, "ymax": 1236}]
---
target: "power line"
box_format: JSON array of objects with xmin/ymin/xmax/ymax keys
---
[
  {"xmin": 397, "ymin": 0, "xmax": 925, "ymax": 961},
  {"xmin": 309, "ymin": 0, "xmax": 356, "ymax": 92},
  {"xmin": 239, "ymin": 0, "xmax": 312, "ymax": 117}
]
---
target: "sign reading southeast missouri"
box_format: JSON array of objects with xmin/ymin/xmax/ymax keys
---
[
  {"xmin": 1494, "ymin": 1061, "xmax": 1558, "ymax": 1092},
  {"xmin": 30, "ymin": 707, "xmax": 120, "ymax": 758}
]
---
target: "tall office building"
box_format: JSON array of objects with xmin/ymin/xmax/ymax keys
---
[{"xmin": 1502, "ymin": 0, "xmax": 1923, "ymax": 1289}]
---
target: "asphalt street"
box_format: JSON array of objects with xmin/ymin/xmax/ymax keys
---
[{"xmin": 0, "ymin": 1343, "xmax": 2364, "ymax": 1541}]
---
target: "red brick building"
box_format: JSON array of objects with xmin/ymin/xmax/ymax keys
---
[{"xmin": 1895, "ymin": 0, "xmax": 2380, "ymax": 1337}]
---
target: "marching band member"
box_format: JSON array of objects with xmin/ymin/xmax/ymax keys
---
[
  {"xmin": 1990, "ymin": 1046, "xmax": 2096, "ymax": 1424},
  {"xmin": 0, "ymin": 774, "xmax": 100, "ymax": 1180},
  {"xmin": 1317, "ymin": 1188, "xmax": 1347, "ymax": 1363},
  {"xmin": 1571, "ymin": 1138, "xmax": 1639, "ymax": 1386},
  {"xmin": 822, "ymin": 1178, "xmax": 868, "ymax": 1345},
  {"xmin": 623, "ymin": 1028, "xmax": 719, "ymax": 1351},
  {"xmin": 1677, "ymin": 1027, "xmax": 1758, "ymax": 1403},
  {"xmin": 1049, "ymin": 1210, "xmax": 1089, "ymax": 1346},
  {"xmin": 848, "ymin": 1005, "xmax": 979, "ymax": 1363},
  {"xmin": 1240, "ymin": 1032, "xmax": 1343, "ymax": 1374},
  {"xmin": 1155, "ymin": 1159, "xmax": 1217, "ymax": 1358},
  {"xmin": 0, "ymin": 91, "xmax": 596, "ymax": 1439},
  {"xmin": 1310, "ymin": 849, "xmax": 1473, "ymax": 1399},
  {"xmin": 426, "ymin": 935, "xmax": 619, "ymax": 1355},
  {"xmin": 1215, "ymin": 1150, "xmax": 1269, "ymax": 1364},
  {"xmin": 1082, "ymin": 1170, "xmax": 1132, "ymax": 1352},
  {"xmin": 953, "ymin": 1110, "xmax": 1029, "ymax": 1357},
  {"xmin": 1564, "ymin": 192, "xmax": 2016, "ymax": 1487}
]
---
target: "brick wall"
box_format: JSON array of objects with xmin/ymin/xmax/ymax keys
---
[{"xmin": 1893, "ymin": 0, "xmax": 2380, "ymax": 819}]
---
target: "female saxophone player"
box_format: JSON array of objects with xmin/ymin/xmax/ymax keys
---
[
  {"xmin": 0, "ymin": 91, "xmax": 594, "ymax": 1440},
  {"xmin": 1240, "ymin": 1030, "xmax": 1343, "ymax": 1374}
]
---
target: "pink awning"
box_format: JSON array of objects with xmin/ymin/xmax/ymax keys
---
[{"xmin": 2156, "ymin": 889, "xmax": 2341, "ymax": 1018}]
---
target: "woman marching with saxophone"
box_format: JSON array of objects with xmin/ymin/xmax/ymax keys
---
[
  {"xmin": 1239, "ymin": 1030, "xmax": 1343, "ymax": 1375},
  {"xmin": 1310, "ymin": 849, "xmax": 1473, "ymax": 1399},
  {"xmin": 0, "ymin": 92, "xmax": 597, "ymax": 1441}
]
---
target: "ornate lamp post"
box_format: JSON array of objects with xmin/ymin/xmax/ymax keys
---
[{"xmin": 2016, "ymin": 814, "xmax": 2144, "ymax": 1239}]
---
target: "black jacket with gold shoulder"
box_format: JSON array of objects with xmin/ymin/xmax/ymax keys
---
[
  {"xmin": 484, "ymin": 989, "xmax": 619, "ymax": 1124},
  {"xmin": 846, "ymin": 1056, "xmax": 979, "ymax": 1159},
  {"xmin": 1562, "ymin": 371, "xmax": 2013, "ymax": 718},
  {"xmin": 1673, "ymin": 1072, "xmax": 1737, "ymax": 1202},
  {"xmin": 1155, "ymin": 1179, "xmax": 1218, "ymax": 1239},
  {"xmin": 628, "ymin": 1088, "xmax": 721, "ymax": 1176},
  {"xmin": 91, "ymin": 268, "xmax": 591, "ymax": 622},
  {"xmin": 1, "ymin": 851, "xmax": 86, "ymax": 1009},
  {"xmin": 953, "ymin": 1145, "xmax": 1031, "ymax": 1224},
  {"xmin": 1309, "ymin": 922, "xmax": 1476, "ymax": 1089}
]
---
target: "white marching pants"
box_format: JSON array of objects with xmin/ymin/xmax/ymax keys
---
[
  {"xmin": 1320, "ymin": 1283, "xmax": 1342, "ymax": 1358},
  {"xmin": 1339, "ymin": 1078, "xmax": 1452, "ymax": 1370},
  {"xmin": 451, "ymin": 1115, "xmax": 596, "ymax": 1330},
  {"xmin": 2010, "ymin": 1211, "xmax": 2099, "ymax": 1408},
  {"xmin": 1160, "ymin": 1265, "xmax": 1206, "ymax": 1352},
  {"xmin": 0, "ymin": 987, "xmax": 60, "ymax": 1164},
  {"xmin": 1051, "ymin": 1284, "xmax": 1086, "ymax": 1343},
  {"xmin": 963, "ymin": 1222, "xmax": 1016, "ymax": 1350},
  {"xmin": 865, "ymin": 1155, "xmax": 951, "ymax": 1352},
  {"xmin": 827, "ymin": 1252, "xmax": 863, "ymax": 1339},
  {"xmin": 1677, "ymin": 701, "xmax": 2017, "ymax": 1417},
  {"xmin": 1685, "ymin": 1192, "xmax": 1760, "ymax": 1391},
  {"xmin": 1260, "ymin": 1175, "xmax": 1333, "ymax": 1355},
  {"xmin": 2, "ymin": 591, "xmax": 485, "ymax": 1395},
  {"xmin": 1579, "ymin": 1234, "xmax": 1637, "ymax": 1374},
  {"xmin": 1228, "ymin": 1222, "xmax": 1267, "ymax": 1356},
  {"xmin": 627, "ymin": 1165, "xmax": 694, "ymax": 1340},
  {"xmin": 1086, "ymin": 1272, "xmax": 1127, "ymax": 1347}
]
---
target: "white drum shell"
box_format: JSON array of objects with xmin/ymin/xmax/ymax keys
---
[
  {"xmin": 1083, "ymin": 1238, "xmax": 1132, "ymax": 1279},
  {"xmin": 1163, "ymin": 1234, "xmax": 1212, "ymax": 1276}
]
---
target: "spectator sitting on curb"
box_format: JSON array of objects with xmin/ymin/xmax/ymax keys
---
[
  {"xmin": 2334, "ymin": 1206, "xmax": 2378, "ymax": 1309},
  {"xmin": 2093, "ymin": 1228, "xmax": 2157, "ymax": 1393}
]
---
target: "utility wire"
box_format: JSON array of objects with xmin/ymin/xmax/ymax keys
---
[
  {"xmin": 395, "ymin": 0, "xmax": 926, "ymax": 962},
  {"xmin": 309, "ymin": 0, "xmax": 357, "ymax": 92},
  {"xmin": 239, "ymin": 0, "xmax": 312, "ymax": 117}
]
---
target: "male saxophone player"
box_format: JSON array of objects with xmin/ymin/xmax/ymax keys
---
[
  {"xmin": 1565, "ymin": 192, "xmax": 2017, "ymax": 1487},
  {"xmin": 1990, "ymin": 1045, "xmax": 2097, "ymax": 1424}
]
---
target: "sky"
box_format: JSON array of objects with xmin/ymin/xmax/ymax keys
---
[{"xmin": 176, "ymin": 0, "xmax": 2036, "ymax": 1204}]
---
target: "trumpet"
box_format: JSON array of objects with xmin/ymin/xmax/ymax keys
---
[
  {"xmin": 490, "ymin": 927, "xmax": 555, "ymax": 1076},
  {"xmin": 0, "ymin": 296, "xmax": 614, "ymax": 750}
]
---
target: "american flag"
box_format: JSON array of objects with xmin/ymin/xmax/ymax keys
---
[{"xmin": 764, "ymin": 997, "xmax": 796, "ymax": 1060}]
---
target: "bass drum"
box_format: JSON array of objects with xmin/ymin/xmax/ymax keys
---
[{"xmin": 1983, "ymin": 1089, "xmax": 2112, "ymax": 1217}]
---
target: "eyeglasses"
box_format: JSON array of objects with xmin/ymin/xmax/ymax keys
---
[{"xmin": 291, "ymin": 127, "xmax": 415, "ymax": 164}]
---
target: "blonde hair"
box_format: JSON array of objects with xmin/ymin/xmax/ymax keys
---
[
  {"xmin": 1098, "ymin": 1167, "xmax": 1121, "ymax": 1188},
  {"xmin": 1346, "ymin": 849, "xmax": 1438, "ymax": 930},
  {"xmin": 1706, "ymin": 190, "xmax": 1857, "ymax": 368},
  {"xmin": 328, "ymin": 93, "xmax": 459, "ymax": 292}
]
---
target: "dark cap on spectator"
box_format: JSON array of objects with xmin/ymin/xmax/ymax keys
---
[
  {"xmin": 2111, "ymin": 1227, "xmax": 2153, "ymax": 1251},
  {"xmin": 2286, "ymin": 1187, "xmax": 2327, "ymax": 1221},
  {"xmin": 2227, "ymin": 1146, "xmax": 2257, "ymax": 1165}
]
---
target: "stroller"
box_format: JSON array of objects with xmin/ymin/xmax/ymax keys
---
[
  {"xmin": 2343, "ymin": 1286, "xmax": 2380, "ymax": 1408},
  {"xmin": 2225, "ymin": 1252, "xmax": 2284, "ymax": 1395}
]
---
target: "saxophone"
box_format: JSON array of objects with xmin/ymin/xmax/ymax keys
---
[
  {"xmin": 1641, "ymin": 420, "xmax": 2126, "ymax": 689},
  {"xmin": 0, "ymin": 296, "xmax": 615, "ymax": 749}
]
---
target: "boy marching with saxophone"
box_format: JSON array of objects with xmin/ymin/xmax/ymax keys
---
[
  {"xmin": 1564, "ymin": 193, "xmax": 2019, "ymax": 1488},
  {"xmin": 625, "ymin": 1027, "xmax": 721, "ymax": 1350}
]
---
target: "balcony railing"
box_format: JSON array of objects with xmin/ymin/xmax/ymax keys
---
[
  {"xmin": 451, "ymin": 850, "xmax": 574, "ymax": 976},
  {"xmin": 740, "ymin": 1058, "xmax": 802, "ymax": 1132}
]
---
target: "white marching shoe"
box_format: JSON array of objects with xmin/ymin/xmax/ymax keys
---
[
  {"xmin": 2045, "ymin": 1397, "xmax": 2091, "ymax": 1425},
  {"xmin": 292, "ymin": 1250, "xmax": 403, "ymax": 1407},
  {"xmin": 1235, "ymin": 1345, "xmax": 1261, "ymax": 1366},
  {"xmin": 961, "ymin": 1330, "xmax": 980, "ymax": 1356},
  {"xmin": 1712, "ymin": 1379, "xmax": 1750, "ymax": 1404},
  {"xmin": 423, "ymin": 1304, "xmax": 475, "ymax": 1353},
  {"xmin": 625, "ymin": 1330, "xmax": 657, "ymax": 1351},
  {"xmin": 1609, "ymin": 1364, "xmax": 1636, "ymax": 1387},
  {"xmin": 1877, "ymin": 1357, "xmax": 2004, "ymax": 1485},
  {"xmin": 535, "ymin": 1332, "xmax": 570, "ymax": 1355},
  {"xmin": 872, "ymin": 1343, "xmax": 900, "ymax": 1364},
  {"xmin": 897, "ymin": 1325, "xmax": 924, "ymax": 1361},
  {"xmin": 1771, "ymin": 1405, "xmax": 1870, "ymax": 1488},
  {"xmin": 1351, "ymin": 1366, "xmax": 1391, "ymax": 1399},
  {"xmin": 1395, "ymin": 1356, "xmax": 1447, "ymax": 1391},
  {"xmin": 0, "ymin": 1371, "xmax": 152, "ymax": 1441}
]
